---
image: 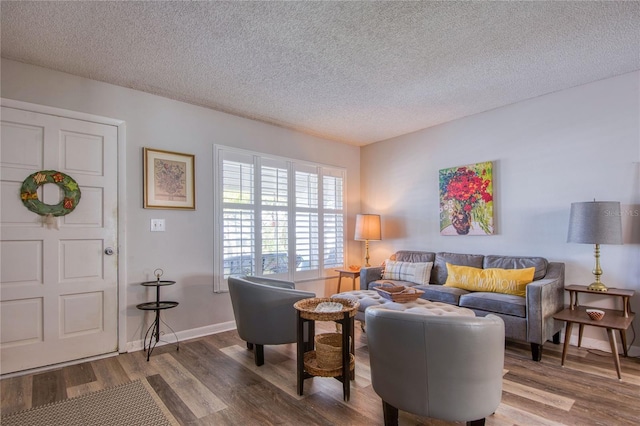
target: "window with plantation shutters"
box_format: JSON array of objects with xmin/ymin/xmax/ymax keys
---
[
  {"xmin": 214, "ymin": 146, "xmax": 346, "ymax": 292},
  {"xmin": 322, "ymin": 174, "xmax": 344, "ymax": 268},
  {"xmin": 220, "ymin": 155, "xmax": 255, "ymax": 277},
  {"xmin": 295, "ymin": 167, "xmax": 320, "ymax": 273}
]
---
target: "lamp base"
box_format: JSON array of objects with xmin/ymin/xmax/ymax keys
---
[{"xmin": 587, "ymin": 282, "xmax": 608, "ymax": 292}]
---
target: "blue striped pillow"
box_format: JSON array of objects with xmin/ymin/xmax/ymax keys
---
[{"xmin": 382, "ymin": 260, "xmax": 433, "ymax": 285}]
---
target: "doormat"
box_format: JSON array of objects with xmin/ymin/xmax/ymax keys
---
[{"xmin": 1, "ymin": 379, "xmax": 178, "ymax": 426}]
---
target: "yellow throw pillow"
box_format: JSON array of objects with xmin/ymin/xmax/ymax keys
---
[{"xmin": 443, "ymin": 263, "xmax": 535, "ymax": 297}]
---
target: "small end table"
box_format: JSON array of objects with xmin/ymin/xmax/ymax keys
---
[
  {"xmin": 294, "ymin": 297, "xmax": 359, "ymax": 401},
  {"xmin": 335, "ymin": 269, "xmax": 360, "ymax": 292},
  {"xmin": 554, "ymin": 285, "xmax": 635, "ymax": 380},
  {"xmin": 136, "ymin": 269, "xmax": 179, "ymax": 361}
]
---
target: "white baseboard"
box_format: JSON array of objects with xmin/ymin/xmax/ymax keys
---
[
  {"xmin": 126, "ymin": 321, "xmax": 237, "ymax": 353},
  {"xmin": 561, "ymin": 331, "xmax": 640, "ymax": 357}
]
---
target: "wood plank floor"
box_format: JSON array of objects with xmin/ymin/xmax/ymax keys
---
[{"xmin": 2, "ymin": 322, "xmax": 640, "ymax": 425}]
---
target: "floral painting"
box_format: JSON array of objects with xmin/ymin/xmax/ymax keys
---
[
  {"xmin": 154, "ymin": 158, "xmax": 187, "ymax": 202},
  {"xmin": 439, "ymin": 161, "xmax": 493, "ymax": 235},
  {"xmin": 144, "ymin": 148, "xmax": 195, "ymax": 210}
]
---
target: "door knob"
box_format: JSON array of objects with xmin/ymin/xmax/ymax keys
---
[{"xmin": 105, "ymin": 247, "xmax": 115, "ymax": 255}]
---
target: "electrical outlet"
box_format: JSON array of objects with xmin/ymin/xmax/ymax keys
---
[{"xmin": 150, "ymin": 219, "xmax": 165, "ymax": 232}]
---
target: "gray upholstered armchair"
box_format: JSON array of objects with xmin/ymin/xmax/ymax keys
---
[
  {"xmin": 228, "ymin": 275, "xmax": 315, "ymax": 366},
  {"xmin": 366, "ymin": 307, "xmax": 505, "ymax": 426}
]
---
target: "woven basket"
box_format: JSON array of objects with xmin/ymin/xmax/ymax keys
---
[
  {"xmin": 294, "ymin": 297, "xmax": 359, "ymax": 321},
  {"xmin": 375, "ymin": 282, "xmax": 424, "ymax": 303},
  {"xmin": 303, "ymin": 351, "xmax": 355, "ymax": 377},
  {"xmin": 315, "ymin": 333, "xmax": 347, "ymax": 370}
]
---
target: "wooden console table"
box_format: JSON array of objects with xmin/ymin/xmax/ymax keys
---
[{"xmin": 554, "ymin": 285, "xmax": 635, "ymax": 380}]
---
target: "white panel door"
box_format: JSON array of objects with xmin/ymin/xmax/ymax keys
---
[{"xmin": 0, "ymin": 106, "xmax": 118, "ymax": 374}]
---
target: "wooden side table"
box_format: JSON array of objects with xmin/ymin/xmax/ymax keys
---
[
  {"xmin": 335, "ymin": 269, "xmax": 360, "ymax": 292},
  {"xmin": 294, "ymin": 297, "xmax": 359, "ymax": 401},
  {"xmin": 554, "ymin": 285, "xmax": 635, "ymax": 379},
  {"xmin": 565, "ymin": 285, "xmax": 633, "ymax": 318}
]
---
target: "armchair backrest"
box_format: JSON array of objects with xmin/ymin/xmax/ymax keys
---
[
  {"xmin": 238, "ymin": 275, "xmax": 296, "ymax": 289},
  {"xmin": 228, "ymin": 275, "xmax": 315, "ymax": 345},
  {"xmin": 365, "ymin": 308, "xmax": 504, "ymax": 423}
]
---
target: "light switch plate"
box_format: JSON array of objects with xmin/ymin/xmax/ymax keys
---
[{"xmin": 151, "ymin": 219, "xmax": 165, "ymax": 232}]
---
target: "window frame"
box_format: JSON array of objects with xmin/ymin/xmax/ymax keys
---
[{"xmin": 213, "ymin": 145, "xmax": 346, "ymax": 292}]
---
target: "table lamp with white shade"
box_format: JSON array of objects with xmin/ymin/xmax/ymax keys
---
[{"xmin": 354, "ymin": 214, "xmax": 381, "ymax": 267}]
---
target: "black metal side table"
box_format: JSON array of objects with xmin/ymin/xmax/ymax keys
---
[{"xmin": 136, "ymin": 269, "xmax": 179, "ymax": 361}]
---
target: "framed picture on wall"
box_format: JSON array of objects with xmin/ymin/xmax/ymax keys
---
[
  {"xmin": 143, "ymin": 147, "xmax": 195, "ymax": 210},
  {"xmin": 439, "ymin": 161, "xmax": 493, "ymax": 235}
]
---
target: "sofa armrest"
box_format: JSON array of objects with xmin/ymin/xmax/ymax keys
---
[
  {"xmin": 526, "ymin": 262, "xmax": 565, "ymax": 345},
  {"xmin": 360, "ymin": 266, "xmax": 383, "ymax": 290}
]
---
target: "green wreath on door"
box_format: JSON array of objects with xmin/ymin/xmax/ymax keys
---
[{"xmin": 20, "ymin": 170, "xmax": 81, "ymax": 216}]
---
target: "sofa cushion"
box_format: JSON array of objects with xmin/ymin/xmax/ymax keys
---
[
  {"xmin": 444, "ymin": 263, "xmax": 535, "ymax": 297},
  {"xmin": 394, "ymin": 250, "xmax": 436, "ymax": 263},
  {"xmin": 483, "ymin": 255, "xmax": 548, "ymax": 281},
  {"xmin": 415, "ymin": 284, "xmax": 469, "ymax": 305},
  {"xmin": 459, "ymin": 292, "xmax": 527, "ymax": 318},
  {"xmin": 432, "ymin": 252, "xmax": 484, "ymax": 284},
  {"xmin": 382, "ymin": 260, "xmax": 433, "ymax": 285}
]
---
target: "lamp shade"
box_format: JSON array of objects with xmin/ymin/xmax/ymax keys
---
[
  {"xmin": 354, "ymin": 214, "xmax": 381, "ymax": 241},
  {"xmin": 567, "ymin": 201, "xmax": 623, "ymax": 245}
]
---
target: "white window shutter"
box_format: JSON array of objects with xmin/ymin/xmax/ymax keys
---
[{"xmin": 214, "ymin": 145, "xmax": 346, "ymax": 290}]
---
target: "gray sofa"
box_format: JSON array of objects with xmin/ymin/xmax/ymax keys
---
[{"xmin": 360, "ymin": 250, "xmax": 565, "ymax": 361}]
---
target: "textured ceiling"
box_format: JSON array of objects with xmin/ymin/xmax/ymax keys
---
[{"xmin": 2, "ymin": 1, "xmax": 639, "ymax": 146}]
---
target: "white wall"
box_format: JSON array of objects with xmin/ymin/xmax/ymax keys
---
[
  {"xmin": 1, "ymin": 59, "xmax": 361, "ymax": 348},
  {"xmin": 361, "ymin": 71, "xmax": 640, "ymax": 352},
  {"xmin": 3, "ymin": 58, "xmax": 638, "ymax": 356}
]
